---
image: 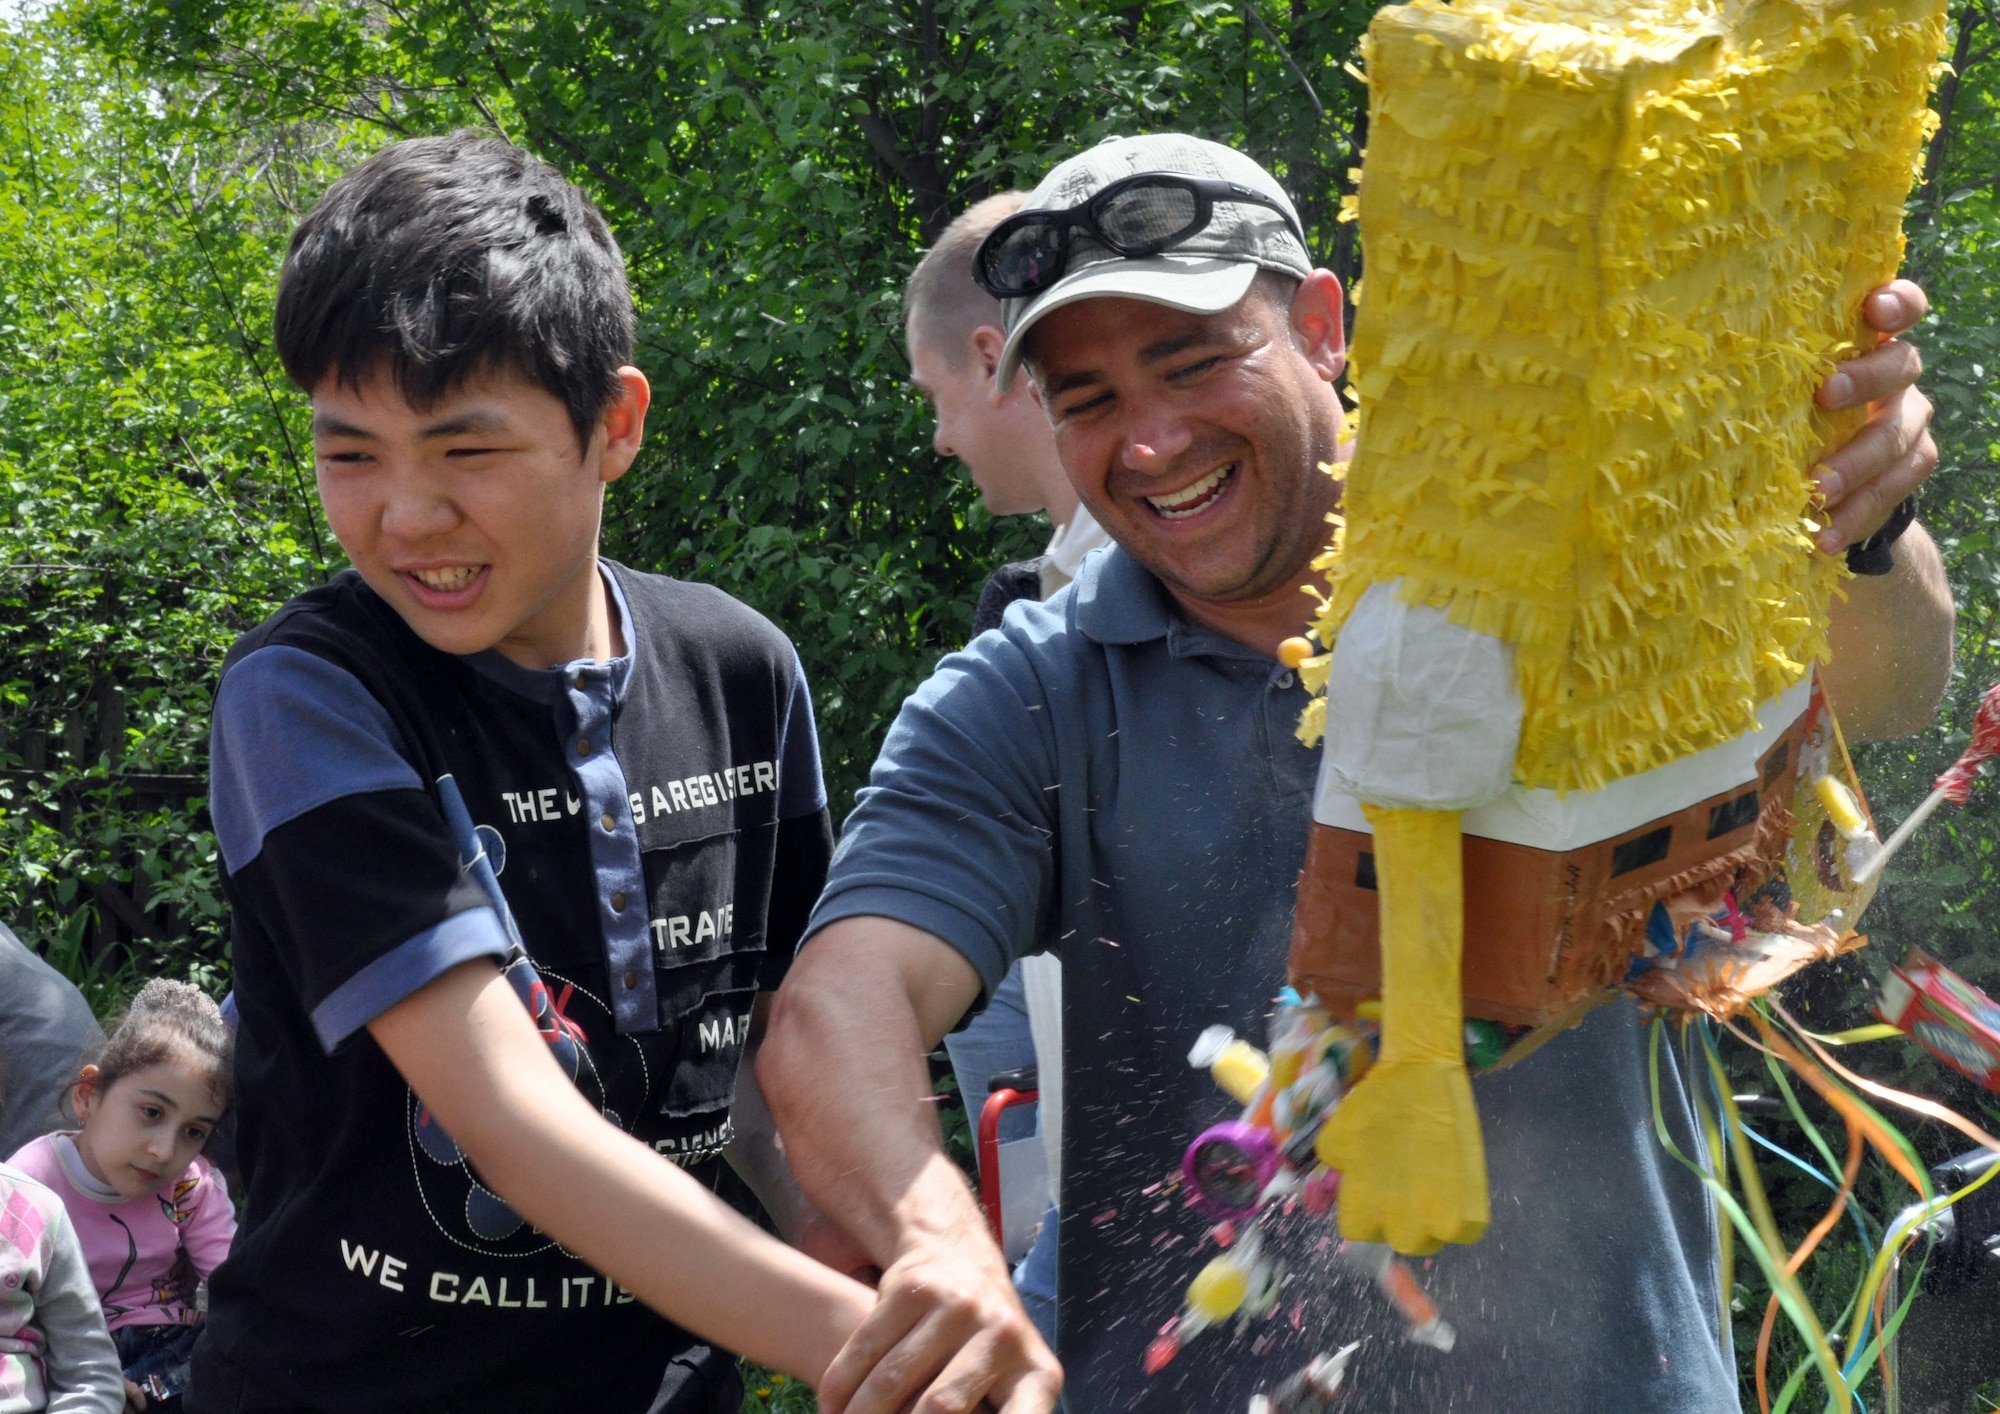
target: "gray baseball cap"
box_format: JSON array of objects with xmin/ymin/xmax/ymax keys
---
[{"xmin": 995, "ymin": 133, "xmax": 1312, "ymax": 392}]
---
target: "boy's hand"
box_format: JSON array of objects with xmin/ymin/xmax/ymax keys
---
[
  {"xmin": 124, "ymin": 1378, "xmax": 149, "ymax": 1412},
  {"xmin": 817, "ymin": 1228, "xmax": 1061, "ymax": 1414},
  {"xmin": 795, "ymin": 1207, "xmax": 881, "ymax": 1286},
  {"xmin": 1811, "ymin": 278, "xmax": 1936, "ymax": 553}
]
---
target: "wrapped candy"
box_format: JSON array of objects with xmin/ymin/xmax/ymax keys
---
[
  {"xmin": 1145, "ymin": 995, "xmax": 1458, "ymax": 1380},
  {"xmin": 1877, "ymin": 951, "xmax": 2000, "ymax": 1092}
]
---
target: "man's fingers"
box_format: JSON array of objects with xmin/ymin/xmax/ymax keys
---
[
  {"xmin": 904, "ymin": 1327, "xmax": 1013, "ymax": 1414},
  {"xmin": 840, "ymin": 1301, "xmax": 981, "ymax": 1414},
  {"xmin": 829, "ymin": 1266, "xmax": 1059, "ymax": 1414},
  {"xmin": 1864, "ymin": 277, "xmax": 1930, "ymax": 336},
  {"xmin": 1814, "ymin": 384, "xmax": 1934, "ymax": 545},
  {"xmin": 1821, "ymin": 439, "xmax": 1935, "ymax": 552},
  {"xmin": 820, "ymin": 1295, "xmax": 925, "ymax": 1414},
  {"xmin": 820, "ymin": 1227, "xmax": 1052, "ymax": 1414},
  {"xmin": 991, "ymin": 1363, "xmax": 1065, "ymax": 1414},
  {"xmin": 907, "ymin": 1325, "xmax": 1063, "ymax": 1414},
  {"xmin": 1817, "ymin": 337, "xmax": 1923, "ymax": 411}
]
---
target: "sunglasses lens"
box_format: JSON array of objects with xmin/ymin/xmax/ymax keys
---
[
  {"xmin": 983, "ymin": 220, "xmax": 1070, "ymax": 296},
  {"xmin": 1095, "ymin": 182, "xmax": 1200, "ymax": 252}
]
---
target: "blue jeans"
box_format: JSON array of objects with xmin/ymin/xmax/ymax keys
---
[
  {"xmin": 946, "ymin": 964, "xmax": 1038, "ymax": 1146},
  {"xmin": 1013, "ymin": 1201, "xmax": 1060, "ymax": 1354},
  {"xmin": 117, "ymin": 1322, "xmax": 200, "ymax": 1412},
  {"xmin": 945, "ymin": 964, "xmax": 1059, "ymax": 1352}
]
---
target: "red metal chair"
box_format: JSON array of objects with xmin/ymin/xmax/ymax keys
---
[{"xmin": 977, "ymin": 1064, "xmax": 1043, "ymax": 1261}]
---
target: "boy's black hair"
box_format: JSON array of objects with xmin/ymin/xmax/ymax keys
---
[{"xmin": 274, "ymin": 131, "xmax": 634, "ymax": 449}]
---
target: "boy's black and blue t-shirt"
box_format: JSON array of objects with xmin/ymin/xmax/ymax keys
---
[{"xmin": 195, "ymin": 562, "xmax": 831, "ymax": 1414}]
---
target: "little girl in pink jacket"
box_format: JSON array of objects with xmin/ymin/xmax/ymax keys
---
[{"xmin": 10, "ymin": 981, "xmax": 235, "ymax": 1412}]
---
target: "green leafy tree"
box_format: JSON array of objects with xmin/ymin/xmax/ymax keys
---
[
  {"xmin": 72, "ymin": 0, "xmax": 1382, "ymax": 801},
  {"xmin": 0, "ymin": 18, "xmax": 361, "ymax": 1001}
]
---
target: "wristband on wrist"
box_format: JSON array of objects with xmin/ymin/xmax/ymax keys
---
[{"xmin": 1845, "ymin": 495, "xmax": 1917, "ymax": 576}]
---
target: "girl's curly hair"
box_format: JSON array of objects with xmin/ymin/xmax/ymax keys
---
[{"xmin": 85, "ymin": 978, "xmax": 232, "ymax": 1111}]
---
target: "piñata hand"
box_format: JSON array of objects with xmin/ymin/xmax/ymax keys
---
[{"xmin": 1316, "ymin": 1055, "xmax": 1489, "ymax": 1256}]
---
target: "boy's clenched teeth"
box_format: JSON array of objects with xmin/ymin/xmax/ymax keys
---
[
  {"xmin": 408, "ymin": 565, "xmax": 485, "ymax": 592},
  {"xmin": 1148, "ymin": 463, "xmax": 1236, "ymax": 519}
]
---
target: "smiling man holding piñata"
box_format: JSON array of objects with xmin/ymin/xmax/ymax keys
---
[{"xmin": 760, "ymin": 7, "xmax": 1957, "ymax": 1407}]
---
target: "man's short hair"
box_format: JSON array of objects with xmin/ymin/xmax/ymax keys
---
[
  {"xmin": 903, "ymin": 192, "xmax": 1028, "ymax": 368},
  {"xmin": 274, "ymin": 132, "xmax": 635, "ymax": 449}
]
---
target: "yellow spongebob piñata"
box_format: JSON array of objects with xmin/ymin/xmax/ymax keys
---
[{"xmin": 1287, "ymin": 0, "xmax": 1948, "ymax": 1256}]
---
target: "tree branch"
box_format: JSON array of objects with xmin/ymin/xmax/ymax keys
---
[
  {"xmin": 854, "ymin": 108, "xmax": 951, "ymax": 241},
  {"xmin": 1243, "ymin": 0, "xmax": 1325, "ymax": 120},
  {"xmin": 1917, "ymin": 2, "xmax": 1986, "ymax": 212},
  {"xmin": 90, "ymin": 880, "xmax": 165, "ymax": 944}
]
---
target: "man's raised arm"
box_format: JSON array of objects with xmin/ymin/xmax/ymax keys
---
[
  {"xmin": 1812, "ymin": 279, "xmax": 1955, "ymax": 738},
  {"xmin": 760, "ymin": 916, "xmax": 1063, "ymax": 1414},
  {"xmin": 1824, "ymin": 519, "xmax": 1953, "ymax": 739}
]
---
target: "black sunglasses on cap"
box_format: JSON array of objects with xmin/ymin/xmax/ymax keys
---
[{"xmin": 972, "ymin": 171, "xmax": 1308, "ymax": 301}]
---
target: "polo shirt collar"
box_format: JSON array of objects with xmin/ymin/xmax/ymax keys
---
[
  {"xmin": 1073, "ymin": 544, "xmax": 1173, "ymax": 645},
  {"xmin": 464, "ymin": 561, "xmax": 636, "ymax": 705},
  {"xmin": 1072, "ymin": 543, "xmax": 1275, "ymax": 664}
]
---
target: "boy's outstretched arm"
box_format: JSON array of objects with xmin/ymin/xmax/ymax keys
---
[
  {"xmin": 369, "ymin": 957, "xmax": 873, "ymax": 1390},
  {"xmin": 759, "ymin": 916, "xmax": 1064, "ymax": 1414}
]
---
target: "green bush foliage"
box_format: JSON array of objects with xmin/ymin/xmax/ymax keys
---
[
  {"xmin": 0, "ymin": 21, "xmax": 348, "ymax": 1000},
  {"xmin": 3, "ymin": 0, "xmax": 1380, "ymax": 980}
]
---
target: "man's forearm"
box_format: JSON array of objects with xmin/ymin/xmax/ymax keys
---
[
  {"xmin": 758, "ymin": 916, "xmax": 995, "ymax": 1269},
  {"xmin": 1823, "ymin": 521, "xmax": 1954, "ymax": 740},
  {"xmin": 762, "ymin": 920, "xmax": 1063, "ymax": 1413}
]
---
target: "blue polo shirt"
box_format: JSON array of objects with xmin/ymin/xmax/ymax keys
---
[{"xmin": 810, "ymin": 545, "xmax": 1739, "ymax": 1413}]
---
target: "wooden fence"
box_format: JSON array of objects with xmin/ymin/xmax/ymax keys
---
[{"xmin": 3, "ymin": 676, "xmax": 211, "ymax": 956}]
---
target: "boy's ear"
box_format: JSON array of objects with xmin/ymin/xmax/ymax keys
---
[{"xmin": 595, "ymin": 366, "xmax": 651, "ymax": 486}]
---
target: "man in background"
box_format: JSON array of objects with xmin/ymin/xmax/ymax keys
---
[
  {"xmin": 901, "ymin": 193, "xmax": 1099, "ymax": 1349},
  {"xmin": 0, "ymin": 921, "xmax": 104, "ymax": 1157},
  {"xmin": 908, "ymin": 193, "xmax": 1111, "ymax": 620}
]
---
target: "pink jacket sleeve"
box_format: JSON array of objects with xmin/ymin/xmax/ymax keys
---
[{"xmin": 179, "ymin": 1158, "xmax": 237, "ymax": 1280}]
